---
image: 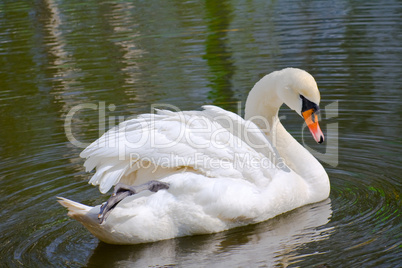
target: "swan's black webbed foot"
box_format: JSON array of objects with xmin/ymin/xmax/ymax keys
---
[{"xmin": 98, "ymin": 180, "xmax": 170, "ymax": 224}]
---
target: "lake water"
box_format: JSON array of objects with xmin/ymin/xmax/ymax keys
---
[{"xmin": 0, "ymin": 0, "xmax": 401, "ymax": 267}]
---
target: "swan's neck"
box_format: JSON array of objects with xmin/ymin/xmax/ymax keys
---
[
  {"xmin": 244, "ymin": 73, "xmax": 283, "ymax": 126},
  {"xmin": 244, "ymin": 74, "xmax": 329, "ymax": 202}
]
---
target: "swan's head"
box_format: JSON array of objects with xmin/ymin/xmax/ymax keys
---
[{"xmin": 276, "ymin": 68, "xmax": 325, "ymax": 144}]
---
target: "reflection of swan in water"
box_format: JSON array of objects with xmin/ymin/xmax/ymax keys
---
[
  {"xmin": 86, "ymin": 199, "xmax": 333, "ymax": 267},
  {"xmin": 58, "ymin": 68, "xmax": 330, "ymax": 244}
]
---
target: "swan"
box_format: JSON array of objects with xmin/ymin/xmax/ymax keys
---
[{"xmin": 58, "ymin": 67, "xmax": 330, "ymax": 245}]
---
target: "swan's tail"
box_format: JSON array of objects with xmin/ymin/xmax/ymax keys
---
[
  {"xmin": 57, "ymin": 197, "xmax": 125, "ymax": 244},
  {"xmin": 57, "ymin": 196, "xmax": 90, "ymax": 215},
  {"xmin": 57, "ymin": 197, "xmax": 98, "ymax": 225}
]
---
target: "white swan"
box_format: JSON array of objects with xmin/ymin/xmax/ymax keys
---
[{"xmin": 58, "ymin": 67, "xmax": 330, "ymax": 245}]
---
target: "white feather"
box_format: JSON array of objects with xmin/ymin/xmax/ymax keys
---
[{"xmin": 80, "ymin": 105, "xmax": 277, "ymax": 193}]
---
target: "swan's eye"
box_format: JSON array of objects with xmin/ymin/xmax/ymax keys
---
[{"xmin": 300, "ymin": 95, "xmax": 319, "ymax": 113}]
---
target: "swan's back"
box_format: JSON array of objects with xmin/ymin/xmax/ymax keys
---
[{"xmin": 80, "ymin": 105, "xmax": 280, "ymax": 194}]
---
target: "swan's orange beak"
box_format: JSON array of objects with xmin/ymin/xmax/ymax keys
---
[{"xmin": 302, "ymin": 108, "xmax": 324, "ymax": 144}]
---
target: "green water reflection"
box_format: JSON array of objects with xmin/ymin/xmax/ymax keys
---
[{"xmin": 204, "ymin": 0, "xmax": 236, "ymax": 108}]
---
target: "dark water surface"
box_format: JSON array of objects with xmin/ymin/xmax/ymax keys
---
[{"xmin": 0, "ymin": 0, "xmax": 401, "ymax": 267}]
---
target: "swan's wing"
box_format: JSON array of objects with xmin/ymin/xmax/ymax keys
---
[
  {"xmin": 80, "ymin": 105, "xmax": 279, "ymax": 193},
  {"xmin": 200, "ymin": 105, "xmax": 282, "ymax": 162}
]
